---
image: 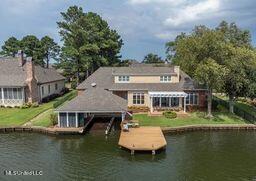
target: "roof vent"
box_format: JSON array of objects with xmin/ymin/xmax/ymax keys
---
[{"xmin": 91, "ymin": 83, "xmax": 97, "ymax": 87}]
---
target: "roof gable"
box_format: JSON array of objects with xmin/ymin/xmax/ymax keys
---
[{"xmin": 0, "ymin": 58, "xmax": 65, "ymax": 86}]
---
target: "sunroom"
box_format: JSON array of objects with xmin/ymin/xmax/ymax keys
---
[{"xmin": 0, "ymin": 87, "xmax": 25, "ymax": 107}]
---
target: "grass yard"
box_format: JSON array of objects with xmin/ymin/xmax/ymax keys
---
[
  {"xmin": 134, "ymin": 112, "xmax": 249, "ymax": 127},
  {"xmin": 0, "ymin": 90, "xmax": 77, "ymax": 127},
  {"xmin": 30, "ymin": 109, "xmax": 54, "ymax": 127}
]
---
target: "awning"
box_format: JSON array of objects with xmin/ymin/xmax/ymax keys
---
[{"xmin": 148, "ymin": 91, "xmax": 187, "ymax": 98}]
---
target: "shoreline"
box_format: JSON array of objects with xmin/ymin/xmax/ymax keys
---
[
  {"xmin": 161, "ymin": 124, "xmax": 256, "ymax": 134},
  {"xmin": 1, "ymin": 124, "xmax": 256, "ymax": 135}
]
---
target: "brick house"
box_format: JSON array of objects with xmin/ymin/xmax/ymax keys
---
[
  {"xmin": 0, "ymin": 51, "xmax": 66, "ymax": 107},
  {"xmin": 56, "ymin": 64, "xmax": 207, "ymax": 128}
]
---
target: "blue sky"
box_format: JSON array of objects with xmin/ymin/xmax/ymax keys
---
[{"xmin": 0, "ymin": 0, "xmax": 255, "ymax": 61}]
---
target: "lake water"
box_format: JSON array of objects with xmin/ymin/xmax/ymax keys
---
[{"xmin": 0, "ymin": 131, "xmax": 256, "ymax": 181}]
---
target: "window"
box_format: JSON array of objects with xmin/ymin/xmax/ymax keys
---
[
  {"xmin": 2, "ymin": 88, "xmax": 22, "ymax": 100},
  {"xmin": 118, "ymin": 76, "xmax": 130, "ymax": 82},
  {"xmin": 133, "ymin": 93, "xmax": 145, "ymax": 105},
  {"xmin": 42, "ymin": 86, "xmax": 44, "ymax": 95},
  {"xmin": 55, "ymin": 83, "xmax": 58, "ymax": 90},
  {"xmin": 0, "ymin": 88, "xmax": 2, "ymax": 99},
  {"xmin": 186, "ymin": 93, "xmax": 199, "ymax": 105},
  {"xmin": 160, "ymin": 75, "xmax": 171, "ymax": 82},
  {"xmin": 48, "ymin": 85, "xmax": 51, "ymax": 94}
]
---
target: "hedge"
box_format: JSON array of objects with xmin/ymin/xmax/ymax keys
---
[{"xmin": 53, "ymin": 91, "xmax": 77, "ymax": 108}]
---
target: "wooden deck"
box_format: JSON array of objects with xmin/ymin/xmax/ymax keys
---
[{"xmin": 118, "ymin": 126, "xmax": 167, "ymax": 154}]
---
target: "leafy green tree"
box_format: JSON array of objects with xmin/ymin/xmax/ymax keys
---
[
  {"xmin": 195, "ymin": 58, "xmax": 228, "ymax": 117},
  {"xmin": 142, "ymin": 53, "xmax": 164, "ymax": 64},
  {"xmin": 1, "ymin": 37, "xmax": 21, "ymax": 57},
  {"xmin": 216, "ymin": 21, "xmax": 252, "ymax": 48},
  {"xmin": 21, "ymin": 35, "xmax": 44, "ymax": 65},
  {"xmin": 57, "ymin": 6, "xmax": 123, "ymax": 86},
  {"xmin": 41, "ymin": 36, "xmax": 60, "ymax": 68},
  {"xmin": 166, "ymin": 21, "xmax": 255, "ymax": 114},
  {"xmin": 222, "ymin": 45, "xmax": 256, "ymax": 113}
]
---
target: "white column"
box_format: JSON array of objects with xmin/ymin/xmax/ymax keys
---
[
  {"xmin": 67, "ymin": 112, "xmax": 69, "ymax": 127},
  {"xmin": 179, "ymin": 97, "xmax": 183, "ymax": 107},
  {"xmin": 159, "ymin": 97, "xmax": 161, "ymax": 108},
  {"xmin": 121, "ymin": 112, "xmax": 125, "ymax": 122},
  {"xmin": 1, "ymin": 88, "xmax": 4, "ymax": 104},
  {"xmin": 169, "ymin": 97, "xmax": 171, "ymax": 107},
  {"xmin": 184, "ymin": 97, "xmax": 186, "ymax": 112},
  {"xmin": 75, "ymin": 112, "xmax": 78, "ymax": 128},
  {"xmin": 149, "ymin": 97, "xmax": 152, "ymax": 113},
  {"xmin": 58, "ymin": 113, "xmax": 60, "ymax": 127}
]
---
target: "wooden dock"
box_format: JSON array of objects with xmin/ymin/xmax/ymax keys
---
[{"xmin": 118, "ymin": 126, "xmax": 167, "ymax": 155}]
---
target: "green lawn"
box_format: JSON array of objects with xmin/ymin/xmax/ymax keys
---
[
  {"xmin": 0, "ymin": 90, "xmax": 77, "ymax": 127},
  {"xmin": 31, "ymin": 109, "xmax": 54, "ymax": 127},
  {"xmin": 134, "ymin": 112, "xmax": 249, "ymax": 127}
]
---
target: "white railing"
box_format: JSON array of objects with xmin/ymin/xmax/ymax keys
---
[{"xmin": 0, "ymin": 99, "xmax": 24, "ymax": 107}]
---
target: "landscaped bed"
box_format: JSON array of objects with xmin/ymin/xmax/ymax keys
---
[
  {"xmin": 0, "ymin": 90, "xmax": 77, "ymax": 127},
  {"xmin": 134, "ymin": 112, "xmax": 249, "ymax": 127}
]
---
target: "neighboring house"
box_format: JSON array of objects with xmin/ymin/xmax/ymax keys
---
[
  {"xmin": 56, "ymin": 64, "xmax": 207, "ymax": 128},
  {"xmin": 0, "ymin": 51, "xmax": 66, "ymax": 107}
]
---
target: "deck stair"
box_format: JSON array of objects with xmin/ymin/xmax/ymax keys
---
[
  {"xmin": 105, "ymin": 117, "xmax": 115, "ymax": 135},
  {"xmin": 80, "ymin": 115, "xmax": 94, "ymax": 133}
]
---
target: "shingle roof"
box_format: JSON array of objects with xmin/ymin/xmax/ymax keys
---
[
  {"xmin": 77, "ymin": 66, "xmax": 206, "ymax": 91},
  {"xmin": 77, "ymin": 67, "xmax": 113, "ymax": 90},
  {"xmin": 35, "ymin": 66, "xmax": 65, "ymax": 84},
  {"xmin": 56, "ymin": 88, "xmax": 127, "ymax": 112},
  {"xmin": 112, "ymin": 66, "xmax": 176, "ymax": 75},
  {"xmin": 0, "ymin": 58, "xmax": 65, "ymax": 86}
]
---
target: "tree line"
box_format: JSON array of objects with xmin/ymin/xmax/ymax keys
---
[
  {"xmin": 0, "ymin": 6, "xmax": 255, "ymax": 117},
  {"xmin": 1, "ymin": 35, "xmax": 59, "ymax": 68}
]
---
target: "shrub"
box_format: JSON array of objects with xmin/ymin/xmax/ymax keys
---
[
  {"xmin": 53, "ymin": 91, "xmax": 77, "ymax": 108},
  {"xmin": 20, "ymin": 104, "xmax": 29, "ymax": 109},
  {"xmin": 217, "ymin": 104, "xmax": 228, "ymax": 112},
  {"xmin": 25, "ymin": 102, "xmax": 32, "ymax": 108},
  {"xmin": 31, "ymin": 103, "xmax": 39, "ymax": 108},
  {"xmin": 71, "ymin": 81, "xmax": 77, "ymax": 89},
  {"xmin": 50, "ymin": 113, "xmax": 58, "ymax": 126},
  {"xmin": 128, "ymin": 106, "xmax": 149, "ymax": 113},
  {"xmin": 163, "ymin": 111, "xmax": 177, "ymax": 119}
]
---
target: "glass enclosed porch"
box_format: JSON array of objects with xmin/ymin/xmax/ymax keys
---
[
  {"xmin": 0, "ymin": 87, "xmax": 25, "ymax": 107},
  {"xmin": 149, "ymin": 91, "xmax": 188, "ymax": 113}
]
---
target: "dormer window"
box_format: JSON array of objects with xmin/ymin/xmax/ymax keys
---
[
  {"xmin": 118, "ymin": 76, "xmax": 130, "ymax": 82},
  {"xmin": 160, "ymin": 75, "xmax": 171, "ymax": 82}
]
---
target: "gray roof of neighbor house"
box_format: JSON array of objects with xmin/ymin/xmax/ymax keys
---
[
  {"xmin": 77, "ymin": 66, "xmax": 206, "ymax": 91},
  {"xmin": 0, "ymin": 58, "xmax": 65, "ymax": 87},
  {"xmin": 56, "ymin": 88, "xmax": 127, "ymax": 112}
]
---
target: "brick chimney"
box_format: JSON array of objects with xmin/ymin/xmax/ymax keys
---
[
  {"xmin": 26, "ymin": 57, "xmax": 39, "ymax": 103},
  {"xmin": 18, "ymin": 50, "xmax": 25, "ymax": 66}
]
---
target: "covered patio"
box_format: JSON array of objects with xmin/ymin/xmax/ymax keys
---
[{"xmin": 149, "ymin": 91, "xmax": 188, "ymax": 113}]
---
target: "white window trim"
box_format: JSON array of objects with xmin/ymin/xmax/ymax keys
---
[
  {"xmin": 118, "ymin": 76, "xmax": 130, "ymax": 83},
  {"xmin": 133, "ymin": 92, "xmax": 145, "ymax": 105},
  {"xmin": 160, "ymin": 75, "xmax": 171, "ymax": 83},
  {"xmin": 186, "ymin": 93, "xmax": 199, "ymax": 105}
]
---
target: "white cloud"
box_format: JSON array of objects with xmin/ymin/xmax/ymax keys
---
[{"xmin": 165, "ymin": 0, "xmax": 220, "ymax": 26}]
